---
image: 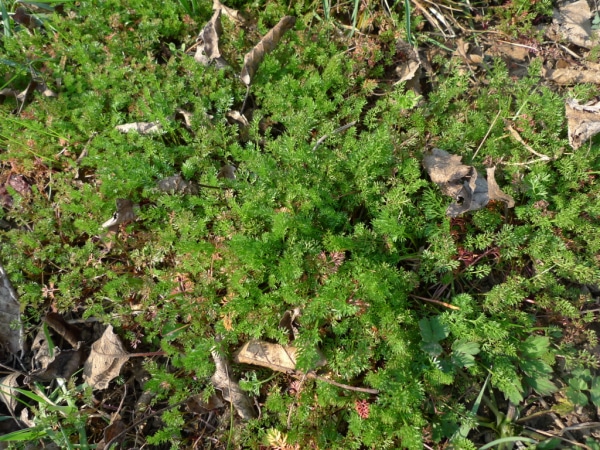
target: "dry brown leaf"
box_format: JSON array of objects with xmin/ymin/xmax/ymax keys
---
[
  {"xmin": 83, "ymin": 325, "xmax": 131, "ymax": 390},
  {"xmin": 211, "ymin": 348, "xmax": 256, "ymax": 420},
  {"xmin": 0, "ymin": 87, "xmax": 18, "ymax": 103},
  {"xmin": 101, "ymin": 198, "xmax": 137, "ymax": 229},
  {"xmin": 0, "ymin": 264, "xmax": 25, "ymax": 357},
  {"xmin": 44, "ymin": 312, "xmax": 81, "ymax": 348},
  {"xmin": 186, "ymin": 393, "xmax": 225, "ymax": 414},
  {"xmin": 566, "ymin": 98, "xmax": 600, "ymax": 149},
  {"xmin": 217, "ymin": 165, "xmax": 237, "ymax": 180},
  {"xmin": 96, "ymin": 420, "xmax": 127, "ymax": 450},
  {"xmin": 240, "ymin": 16, "xmax": 296, "ymax": 86},
  {"xmin": 29, "ymin": 347, "xmax": 84, "ymax": 382},
  {"xmin": 394, "ymin": 41, "xmax": 421, "ymax": 92},
  {"xmin": 278, "ymin": 307, "xmax": 302, "ymax": 340},
  {"xmin": 423, "ymin": 148, "xmax": 514, "ymax": 217},
  {"xmin": 157, "ymin": 174, "xmax": 199, "ymax": 194},
  {"xmin": 550, "ymin": 0, "xmax": 597, "ymax": 49},
  {"xmin": 173, "ymin": 108, "xmax": 193, "ymax": 130},
  {"xmin": 115, "ymin": 121, "xmax": 162, "ymax": 134},
  {"xmin": 486, "ymin": 167, "xmax": 515, "ymax": 208},
  {"xmin": 542, "ymin": 65, "xmax": 600, "ymax": 85},
  {"xmin": 0, "ymin": 373, "xmax": 23, "ymax": 415},
  {"xmin": 213, "ymin": 0, "xmax": 246, "ymax": 24},
  {"xmin": 195, "ymin": 9, "xmax": 225, "ymax": 66},
  {"xmin": 234, "ymin": 340, "xmax": 326, "ymax": 372},
  {"xmin": 34, "ymin": 80, "xmax": 58, "ymax": 98}
]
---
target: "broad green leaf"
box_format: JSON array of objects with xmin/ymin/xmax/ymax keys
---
[
  {"xmin": 520, "ymin": 358, "xmax": 552, "ymax": 377},
  {"xmin": 451, "ymin": 351, "xmax": 475, "ymax": 368},
  {"xmin": 421, "ymin": 341, "xmax": 443, "ymax": 357},
  {"xmin": 520, "ymin": 335, "xmax": 550, "ymax": 358},
  {"xmin": 525, "ymin": 376, "xmax": 558, "ymax": 396},
  {"xmin": 566, "ymin": 387, "xmax": 588, "ymax": 406},
  {"xmin": 0, "ymin": 427, "xmax": 46, "ymax": 442},
  {"xmin": 452, "ymin": 340, "xmax": 480, "ymax": 355},
  {"xmin": 568, "ymin": 377, "xmax": 588, "ymax": 391},
  {"xmin": 589, "ymin": 377, "xmax": 600, "ymax": 407},
  {"xmin": 418, "ymin": 316, "xmax": 449, "ymax": 343}
]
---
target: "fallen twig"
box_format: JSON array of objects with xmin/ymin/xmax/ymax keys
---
[
  {"xmin": 410, "ymin": 294, "xmax": 460, "ymax": 310},
  {"xmin": 506, "ymin": 123, "xmax": 551, "ymax": 161},
  {"xmin": 311, "ymin": 121, "xmax": 357, "ymax": 151}
]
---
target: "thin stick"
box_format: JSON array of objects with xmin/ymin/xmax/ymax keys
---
[
  {"xmin": 506, "ymin": 124, "xmax": 551, "ymax": 160},
  {"xmin": 473, "ymin": 109, "xmax": 502, "ymax": 159},
  {"xmin": 240, "ymin": 85, "xmax": 250, "ymax": 114},
  {"xmin": 75, "ymin": 131, "xmax": 97, "ymax": 165},
  {"xmin": 311, "ymin": 121, "xmax": 357, "ymax": 151},
  {"xmin": 409, "ymin": 294, "xmax": 460, "ymax": 310},
  {"xmin": 522, "ymin": 426, "xmax": 591, "ymax": 450},
  {"xmin": 305, "ymin": 372, "xmax": 379, "ymax": 394}
]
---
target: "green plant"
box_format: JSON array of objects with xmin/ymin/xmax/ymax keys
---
[
  {"xmin": 1, "ymin": 0, "xmax": 599, "ymax": 448},
  {"xmin": 0, "ymin": 380, "xmax": 91, "ymax": 449}
]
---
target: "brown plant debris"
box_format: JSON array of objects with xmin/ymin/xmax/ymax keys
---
[
  {"xmin": 547, "ymin": 0, "xmax": 597, "ymax": 49},
  {"xmin": 0, "ymin": 264, "xmax": 25, "ymax": 357},
  {"xmin": 240, "ymin": 16, "xmax": 296, "ymax": 86},
  {"xmin": 213, "ymin": 0, "xmax": 246, "ymax": 25},
  {"xmin": 83, "ymin": 325, "xmax": 131, "ymax": 390},
  {"xmin": 101, "ymin": 198, "xmax": 137, "ymax": 229},
  {"xmin": 115, "ymin": 121, "xmax": 162, "ymax": 134},
  {"xmin": 157, "ymin": 174, "xmax": 199, "ymax": 194},
  {"xmin": 423, "ymin": 148, "xmax": 514, "ymax": 217},
  {"xmin": 565, "ymin": 98, "xmax": 600, "ymax": 150},
  {"xmin": 234, "ymin": 340, "xmax": 326, "ymax": 372},
  {"xmin": 0, "ymin": 373, "xmax": 23, "ymax": 415},
  {"xmin": 195, "ymin": 9, "xmax": 227, "ymax": 67},
  {"xmin": 210, "ymin": 347, "xmax": 256, "ymax": 420}
]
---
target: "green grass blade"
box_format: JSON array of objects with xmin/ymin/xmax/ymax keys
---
[
  {"xmin": 0, "ymin": 0, "xmax": 11, "ymax": 38},
  {"xmin": 0, "ymin": 427, "xmax": 47, "ymax": 442},
  {"xmin": 453, "ymin": 373, "xmax": 491, "ymax": 441},
  {"xmin": 478, "ymin": 436, "xmax": 537, "ymax": 450}
]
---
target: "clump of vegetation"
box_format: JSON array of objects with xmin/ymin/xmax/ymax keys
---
[{"xmin": 0, "ymin": 0, "xmax": 599, "ymax": 448}]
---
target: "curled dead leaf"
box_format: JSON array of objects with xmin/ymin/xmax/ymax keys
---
[
  {"xmin": 44, "ymin": 312, "xmax": 81, "ymax": 348},
  {"xmin": 0, "ymin": 264, "xmax": 25, "ymax": 357},
  {"xmin": 240, "ymin": 16, "xmax": 296, "ymax": 86},
  {"xmin": 234, "ymin": 340, "xmax": 326, "ymax": 372},
  {"xmin": 115, "ymin": 121, "xmax": 162, "ymax": 134},
  {"xmin": 0, "ymin": 373, "xmax": 23, "ymax": 415},
  {"xmin": 549, "ymin": 0, "xmax": 597, "ymax": 49},
  {"xmin": 195, "ymin": 9, "xmax": 228, "ymax": 67},
  {"xmin": 566, "ymin": 98, "xmax": 600, "ymax": 149},
  {"xmin": 29, "ymin": 346, "xmax": 84, "ymax": 382},
  {"xmin": 101, "ymin": 198, "xmax": 137, "ymax": 229},
  {"xmin": 394, "ymin": 40, "xmax": 421, "ymax": 90},
  {"xmin": 423, "ymin": 148, "xmax": 514, "ymax": 217},
  {"xmin": 157, "ymin": 174, "xmax": 199, "ymax": 194},
  {"xmin": 211, "ymin": 347, "xmax": 256, "ymax": 420},
  {"xmin": 83, "ymin": 325, "xmax": 131, "ymax": 390},
  {"xmin": 217, "ymin": 165, "xmax": 236, "ymax": 180},
  {"xmin": 213, "ymin": 0, "xmax": 246, "ymax": 25}
]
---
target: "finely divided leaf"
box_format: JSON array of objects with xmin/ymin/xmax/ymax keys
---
[{"xmin": 240, "ymin": 16, "xmax": 296, "ymax": 86}]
